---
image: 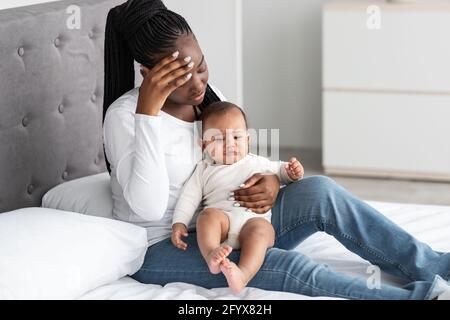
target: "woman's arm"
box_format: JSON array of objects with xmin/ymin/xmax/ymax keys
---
[
  {"xmin": 104, "ymin": 52, "xmax": 196, "ymax": 221},
  {"xmin": 232, "ymin": 173, "xmax": 281, "ymax": 214},
  {"xmin": 104, "ymin": 108, "xmax": 170, "ymax": 221}
]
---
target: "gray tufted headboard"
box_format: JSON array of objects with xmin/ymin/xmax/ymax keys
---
[{"xmin": 0, "ymin": 0, "xmax": 124, "ymax": 213}]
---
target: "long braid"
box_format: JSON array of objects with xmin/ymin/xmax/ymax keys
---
[{"xmin": 102, "ymin": 0, "xmax": 221, "ymax": 174}]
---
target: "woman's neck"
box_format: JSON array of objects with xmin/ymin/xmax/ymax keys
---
[{"xmin": 161, "ymin": 102, "xmax": 196, "ymax": 123}]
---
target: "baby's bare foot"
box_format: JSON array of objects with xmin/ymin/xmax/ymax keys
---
[
  {"xmin": 220, "ymin": 258, "xmax": 248, "ymax": 294},
  {"xmin": 206, "ymin": 245, "xmax": 233, "ymax": 274}
]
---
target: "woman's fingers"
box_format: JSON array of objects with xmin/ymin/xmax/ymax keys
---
[
  {"xmin": 160, "ymin": 61, "xmax": 194, "ymax": 86},
  {"xmin": 232, "ymin": 176, "xmax": 265, "ymax": 196},
  {"xmin": 250, "ymin": 205, "xmax": 272, "ymax": 214},
  {"xmin": 236, "ymin": 199, "xmax": 271, "ymax": 209},
  {"xmin": 153, "ymin": 55, "xmax": 193, "ymax": 82},
  {"xmin": 233, "ymin": 185, "xmax": 264, "ymax": 197},
  {"xmin": 140, "ymin": 65, "xmax": 150, "ymax": 78},
  {"xmin": 231, "ymin": 193, "xmax": 265, "ymax": 202},
  {"xmin": 238, "ymin": 173, "xmax": 264, "ymax": 189},
  {"xmin": 151, "ymin": 51, "xmax": 180, "ymax": 74},
  {"xmin": 165, "ymin": 73, "xmax": 193, "ymax": 93}
]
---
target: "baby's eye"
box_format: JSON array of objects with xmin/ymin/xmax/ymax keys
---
[
  {"xmin": 212, "ymin": 136, "xmax": 224, "ymax": 142},
  {"xmin": 234, "ymin": 135, "xmax": 244, "ymax": 140}
]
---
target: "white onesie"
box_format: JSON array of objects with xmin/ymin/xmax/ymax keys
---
[{"xmin": 172, "ymin": 153, "xmax": 296, "ymax": 249}]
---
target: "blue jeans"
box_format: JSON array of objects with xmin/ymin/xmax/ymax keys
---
[{"xmin": 131, "ymin": 176, "xmax": 450, "ymax": 299}]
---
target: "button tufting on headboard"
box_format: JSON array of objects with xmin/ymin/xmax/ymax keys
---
[
  {"xmin": 54, "ymin": 37, "xmax": 61, "ymax": 47},
  {"xmin": 0, "ymin": 0, "xmax": 124, "ymax": 213},
  {"xmin": 27, "ymin": 184, "xmax": 35, "ymax": 195},
  {"xmin": 22, "ymin": 116, "xmax": 29, "ymax": 127}
]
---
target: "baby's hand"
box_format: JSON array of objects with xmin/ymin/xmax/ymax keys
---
[
  {"xmin": 171, "ymin": 223, "xmax": 188, "ymax": 250},
  {"xmin": 285, "ymin": 157, "xmax": 304, "ymax": 181}
]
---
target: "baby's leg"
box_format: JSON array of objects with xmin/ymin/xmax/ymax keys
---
[
  {"xmin": 196, "ymin": 208, "xmax": 233, "ymax": 274},
  {"xmin": 220, "ymin": 218, "xmax": 275, "ymax": 293}
]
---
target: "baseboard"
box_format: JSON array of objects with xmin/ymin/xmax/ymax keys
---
[{"xmin": 324, "ymin": 166, "xmax": 450, "ymax": 183}]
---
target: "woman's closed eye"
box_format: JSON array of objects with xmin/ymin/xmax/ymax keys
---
[
  {"xmin": 196, "ymin": 59, "xmax": 208, "ymax": 73},
  {"xmin": 197, "ymin": 64, "xmax": 207, "ymax": 73}
]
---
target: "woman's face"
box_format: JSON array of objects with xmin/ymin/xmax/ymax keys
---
[{"xmin": 166, "ymin": 34, "xmax": 209, "ymax": 106}]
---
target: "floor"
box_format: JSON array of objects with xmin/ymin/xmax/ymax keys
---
[{"xmin": 279, "ymin": 148, "xmax": 450, "ymax": 206}]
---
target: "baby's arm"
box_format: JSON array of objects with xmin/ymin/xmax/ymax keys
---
[
  {"xmin": 263, "ymin": 157, "xmax": 304, "ymax": 185},
  {"xmin": 171, "ymin": 162, "xmax": 204, "ymax": 249},
  {"xmin": 172, "ymin": 163, "xmax": 204, "ymax": 227}
]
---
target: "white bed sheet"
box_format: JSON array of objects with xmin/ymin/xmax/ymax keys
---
[{"xmin": 79, "ymin": 201, "xmax": 450, "ymax": 300}]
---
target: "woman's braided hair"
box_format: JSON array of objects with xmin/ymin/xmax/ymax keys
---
[{"xmin": 103, "ymin": 0, "xmax": 220, "ymax": 174}]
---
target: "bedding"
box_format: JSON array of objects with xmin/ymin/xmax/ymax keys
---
[
  {"xmin": 79, "ymin": 201, "xmax": 450, "ymax": 300},
  {"xmin": 0, "ymin": 207, "xmax": 147, "ymax": 299},
  {"xmin": 42, "ymin": 172, "xmax": 113, "ymax": 219}
]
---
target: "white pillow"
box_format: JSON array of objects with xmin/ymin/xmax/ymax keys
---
[
  {"xmin": 0, "ymin": 207, "xmax": 147, "ymax": 299},
  {"xmin": 42, "ymin": 172, "xmax": 113, "ymax": 218}
]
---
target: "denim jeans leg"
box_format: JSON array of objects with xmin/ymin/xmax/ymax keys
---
[
  {"xmin": 131, "ymin": 235, "xmax": 439, "ymax": 300},
  {"xmin": 271, "ymin": 176, "xmax": 450, "ymax": 282}
]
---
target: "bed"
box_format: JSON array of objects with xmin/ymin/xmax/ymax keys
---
[
  {"xmin": 1, "ymin": 0, "xmax": 449, "ymax": 300},
  {"xmin": 78, "ymin": 193, "xmax": 450, "ymax": 300}
]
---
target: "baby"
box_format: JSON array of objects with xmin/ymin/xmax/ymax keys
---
[{"xmin": 171, "ymin": 101, "xmax": 304, "ymax": 293}]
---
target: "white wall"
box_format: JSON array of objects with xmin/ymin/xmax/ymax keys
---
[
  {"xmin": 164, "ymin": 0, "xmax": 243, "ymax": 105},
  {"xmin": 0, "ymin": 0, "xmax": 60, "ymax": 10},
  {"xmin": 242, "ymin": 0, "xmax": 325, "ymax": 149},
  {"xmin": 0, "ymin": 0, "xmax": 243, "ymax": 104}
]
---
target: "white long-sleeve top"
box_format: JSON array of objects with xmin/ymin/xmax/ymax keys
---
[
  {"xmin": 172, "ymin": 153, "xmax": 295, "ymax": 228},
  {"xmin": 103, "ymin": 85, "xmax": 227, "ymax": 246}
]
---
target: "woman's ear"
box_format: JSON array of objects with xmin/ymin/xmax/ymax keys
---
[{"xmin": 140, "ymin": 65, "xmax": 150, "ymax": 78}]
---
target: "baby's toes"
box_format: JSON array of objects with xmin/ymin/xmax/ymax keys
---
[
  {"xmin": 219, "ymin": 246, "xmax": 230, "ymax": 257},
  {"xmin": 221, "ymin": 257, "xmax": 232, "ymax": 268}
]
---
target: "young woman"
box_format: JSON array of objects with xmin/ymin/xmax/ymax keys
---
[{"xmin": 102, "ymin": 0, "xmax": 450, "ymax": 300}]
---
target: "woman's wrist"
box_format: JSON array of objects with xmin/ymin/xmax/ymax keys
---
[{"xmin": 136, "ymin": 101, "xmax": 160, "ymax": 116}]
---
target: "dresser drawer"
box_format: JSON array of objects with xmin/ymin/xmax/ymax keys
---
[
  {"xmin": 323, "ymin": 2, "xmax": 450, "ymax": 93},
  {"xmin": 323, "ymin": 91, "xmax": 450, "ymax": 180}
]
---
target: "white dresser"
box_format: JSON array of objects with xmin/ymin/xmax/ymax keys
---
[{"xmin": 322, "ymin": 0, "xmax": 450, "ymax": 181}]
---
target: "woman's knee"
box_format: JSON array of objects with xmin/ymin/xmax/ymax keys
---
[
  {"xmin": 301, "ymin": 175, "xmax": 336, "ymax": 188},
  {"xmin": 289, "ymin": 175, "xmax": 340, "ymax": 200}
]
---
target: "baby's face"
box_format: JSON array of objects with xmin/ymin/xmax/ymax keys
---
[{"xmin": 202, "ymin": 109, "xmax": 249, "ymax": 165}]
